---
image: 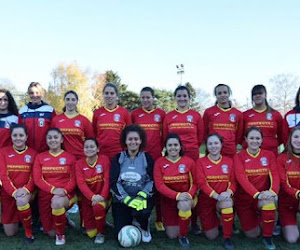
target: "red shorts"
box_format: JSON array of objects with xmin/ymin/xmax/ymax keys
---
[
  {"xmin": 235, "ymin": 196, "xmax": 260, "ymax": 231},
  {"xmin": 81, "ymin": 197, "xmax": 106, "ymax": 230},
  {"xmin": 38, "ymin": 190, "xmax": 76, "ymax": 232},
  {"xmin": 198, "ymin": 195, "xmax": 219, "ymax": 231},
  {"xmin": 161, "ymin": 196, "xmax": 179, "ymax": 226},
  {"xmin": 1, "ymin": 190, "xmax": 19, "ymax": 224},
  {"xmin": 278, "ymin": 197, "xmax": 299, "ymax": 227}
]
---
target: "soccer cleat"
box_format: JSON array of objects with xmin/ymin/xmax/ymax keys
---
[
  {"xmin": 55, "ymin": 234, "xmax": 66, "ymax": 245},
  {"xmin": 178, "ymin": 236, "xmax": 190, "ymax": 248},
  {"xmin": 24, "ymin": 236, "xmax": 34, "ymax": 244},
  {"xmin": 94, "ymin": 233, "xmax": 105, "ymax": 244},
  {"xmin": 273, "ymin": 225, "xmax": 281, "ymax": 236},
  {"xmin": 224, "ymin": 238, "xmax": 234, "ymax": 250},
  {"xmin": 263, "ymin": 237, "xmax": 276, "ymax": 250},
  {"xmin": 155, "ymin": 221, "xmax": 165, "ymax": 231},
  {"xmin": 192, "ymin": 224, "xmax": 202, "ymax": 236},
  {"xmin": 140, "ymin": 228, "xmax": 152, "ymax": 242}
]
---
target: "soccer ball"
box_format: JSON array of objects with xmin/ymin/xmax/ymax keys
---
[{"xmin": 118, "ymin": 225, "xmax": 141, "ymax": 248}]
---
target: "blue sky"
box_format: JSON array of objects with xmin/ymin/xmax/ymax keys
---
[{"xmin": 1, "ymin": 1, "xmax": 299, "ymax": 103}]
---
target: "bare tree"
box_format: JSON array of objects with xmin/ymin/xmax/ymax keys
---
[{"xmin": 195, "ymin": 88, "xmax": 213, "ymax": 115}]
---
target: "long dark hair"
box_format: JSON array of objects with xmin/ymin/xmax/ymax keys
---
[
  {"xmin": 205, "ymin": 133, "xmax": 223, "ymax": 155},
  {"xmin": 251, "ymin": 84, "xmax": 273, "ymax": 113},
  {"xmin": 214, "ymin": 84, "xmax": 232, "ymax": 107},
  {"xmin": 0, "ymin": 89, "xmax": 18, "ymax": 115},
  {"xmin": 164, "ymin": 133, "xmax": 184, "ymax": 157},
  {"xmin": 63, "ymin": 90, "xmax": 79, "ymax": 112}
]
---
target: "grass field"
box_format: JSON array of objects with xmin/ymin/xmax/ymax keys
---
[{"xmin": 1, "ymin": 210, "xmax": 299, "ymax": 250}]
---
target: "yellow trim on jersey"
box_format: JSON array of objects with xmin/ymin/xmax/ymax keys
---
[
  {"xmin": 69, "ymin": 195, "xmax": 77, "ymax": 206},
  {"xmin": 253, "ymin": 107, "xmax": 267, "ymax": 113},
  {"xmin": 166, "ymin": 156, "xmax": 181, "ymax": 163},
  {"xmin": 253, "ymin": 192, "xmax": 260, "ymax": 199},
  {"xmin": 49, "ymin": 150, "xmax": 64, "ymax": 157},
  {"xmin": 142, "ymin": 107, "xmax": 155, "ymax": 114},
  {"xmin": 98, "ymin": 201, "xmax": 106, "ymax": 209},
  {"xmin": 86, "ymin": 156, "xmax": 98, "ymax": 168},
  {"xmin": 176, "ymin": 192, "xmax": 181, "ymax": 200},
  {"xmin": 217, "ymin": 104, "xmax": 232, "ymax": 112},
  {"xmin": 246, "ymin": 148, "xmax": 261, "ymax": 158},
  {"xmin": 104, "ymin": 105, "xmax": 119, "ymax": 112},
  {"xmin": 295, "ymin": 190, "xmax": 300, "ymax": 199},
  {"xmin": 13, "ymin": 146, "xmax": 28, "ymax": 154},
  {"xmin": 188, "ymin": 172, "xmax": 194, "ymax": 193},
  {"xmin": 64, "ymin": 112, "xmax": 79, "ymax": 119},
  {"xmin": 209, "ymin": 190, "xmax": 216, "ymax": 198},
  {"xmin": 208, "ymin": 154, "xmax": 222, "ymax": 165},
  {"xmin": 293, "ymin": 153, "xmax": 300, "ymax": 159},
  {"xmin": 175, "ymin": 108, "xmax": 190, "ymax": 114}
]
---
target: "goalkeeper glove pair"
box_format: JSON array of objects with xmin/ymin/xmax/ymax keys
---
[{"xmin": 124, "ymin": 191, "xmax": 147, "ymax": 211}]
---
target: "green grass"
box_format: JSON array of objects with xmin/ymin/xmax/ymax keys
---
[{"xmin": 1, "ymin": 211, "xmax": 300, "ymax": 250}]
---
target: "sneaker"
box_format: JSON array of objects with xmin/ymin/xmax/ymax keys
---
[
  {"xmin": 140, "ymin": 228, "xmax": 152, "ymax": 243},
  {"xmin": 178, "ymin": 236, "xmax": 190, "ymax": 248},
  {"xmin": 273, "ymin": 225, "xmax": 281, "ymax": 236},
  {"xmin": 155, "ymin": 221, "xmax": 165, "ymax": 232},
  {"xmin": 81, "ymin": 226, "xmax": 87, "ymax": 235},
  {"xmin": 94, "ymin": 233, "xmax": 105, "ymax": 244},
  {"xmin": 192, "ymin": 224, "xmax": 202, "ymax": 236},
  {"xmin": 105, "ymin": 220, "xmax": 114, "ymax": 228},
  {"xmin": 55, "ymin": 234, "xmax": 66, "ymax": 246},
  {"xmin": 66, "ymin": 213, "xmax": 76, "ymax": 228},
  {"xmin": 224, "ymin": 238, "xmax": 234, "ymax": 250},
  {"xmin": 24, "ymin": 236, "xmax": 34, "ymax": 244},
  {"xmin": 263, "ymin": 237, "xmax": 276, "ymax": 250}
]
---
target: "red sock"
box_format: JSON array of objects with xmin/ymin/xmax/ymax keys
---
[
  {"xmin": 178, "ymin": 210, "xmax": 191, "ymax": 237},
  {"xmin": 18, "ymin": 204, "xmax": 33, "ymax": 238},
  {"xmin": 155, "ymin": 193, "xmax": 162, "ymax": 222},
  {"xmin": 52, "ymin": 208, "xmax": 66, "ymax": 235},
  {"xmin": 93, "ymin": 203, "xmax": 106, "ymax": 234},
  {"xmin": 262, "ymin": 209, "xmax": 276, "ymax": 237},
  {"xmin": 221, "ymin": 208, "xmax": 234, "ymax": 239}
]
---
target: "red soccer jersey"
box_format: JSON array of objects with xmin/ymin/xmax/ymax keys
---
[
  {"xmin": 75, "ymin": 155, "xmax": 110, "ymax": 201},
  {"xmin": 234, "ymin": 149, "xmax": 280, "ymax": 198},
  {"xmin": 92, "ymin": 106, "xmax": 131, "ymax": 160},
  {"xmin": 0, "ymin": 146, "xmax": 36, "ymax": 196},
  {"xmin": 163, "ymin": 109, "xmax": 204, "ymax": 161},
  {"xmin": 51, "ymin": 113, "xmax": 94, "ymax": 159},
  {"xmin": 19, "ymin": 102, "xmax": 56, "ymax": 153},
  {"xmin": 282, "ymin": 108, "xmax": 300, "ymax": 144},
  {"xmin": 0, "ymin": 113, "xmax": 18, "ymax": 149},
  {"xmin": 131, "ymin": 107, "xmax": 165, "ymax": 160},
  {"xmin": 154, "ymin": 156, "xmax": 197, "ymax": 200},
  {"xmin": 277, "ymin": 152, "xmax": 300, "ymax": 201},
  {"xmin": 203, "ymin": 105, "xmax": 243, "ymax": 157},
  {"xmin": 243, "ymin": 108, "xmax": 283, "ymax": 155},
  {"xmin": 196, "ymin": 155, "xmax": 236, "ymax": 198},
  {"xmin": 33, "ymin": 150, "xmax": 76, "ymax": 194}
]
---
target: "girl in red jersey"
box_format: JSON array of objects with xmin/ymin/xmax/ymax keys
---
[
  {"xmin": 154, "ymin": 133, "xmax": 197, "ymax": 248},
  {"xmin": 33, "ymin": 128, "xmax": 76, "ymax": 246},
  {"xmin": 0, "ymin": 89, "xmax": 19, "ymax": 149},
  {"xmin": 203, "ymin": 84, "xmax": 243, "ymax": 158},
  {"xmin": 243, "ymin": 85, "xmax": 283, "ymax": 156},
  {"xmin": 282, "ymin": 87, "xmax": 300, "ymax": 144},
  {"xmin": 234, "ymin": 127, "xmax": 279, "ymax": 250},
  {"xmin": 0, "ymin": 124, "xmax": 36, "ymax": 243},
  {"xmin": 76, "ymin": 138, "xmax": 110, "ymax": 244},
  {"xmin": 131, "ymin": 86, "xmax": 166, "ymax": 231},
  {"xmin": 51, "ymin": 90, "xmax": 94, "ymax": 160},
  {"xmin": 277, "ymin": 126, "xmax": 300, "ymax": 243},
  {"xmin": 196, "ymin": 133, "xmax": 236, "ymax": 249},
  {"xmin": 163, "ymin": 85, "xmax": 203, "ymax": 234},
  {"xmin": 92, "ymin": 83, "xmax": 131, "ymax": 161}
]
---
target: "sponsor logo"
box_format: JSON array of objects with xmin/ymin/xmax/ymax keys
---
[
  {"xmin": 83, "ymin": 168, "xmax": 90, "ymax": 171},
  {"xmin": 96, "ymin": 164, "xmax": 103, "ymax": 173},
  {"xmin": 59, "ymin": 119, "xmax": 65, "ymax": 123},
  {"xmin": 187, "ymin": 115, "xmax": 193, "ymax": 122},
  {"xmin": 38, "ymin": 118, "xmax": 45, "ymax": 127},
  {"xmin": 44, "ymin": 158, "xmax": 51, "ymax": 161},
  {"xmin": 24, "ymin": 155, "xmax": 31, "ymax": 163},
  {"xmin": 138, "ymin": 114, "xmax": 144, "ymax": 118},
  {"xmin": 249, "ymin": 114, "xmax": 255, "ymax": 118},
  {"xmin": 260, "ymin": 157, "xmax": 268, "ymax": 166},
  {"xmin": 121, "ymin": 172, "xmax": 142, "ymax": 182},
  {"xmin": 287, "ymin": 159, "xmax": 292, "ymax": 164},
  {"xmin": 178, "ymin": 164, "xmax": 186, "ymax": 173},
  {"xmin": 114, "ymin": 114, "xmax": 120, "ymax": 122},
  {"xmin": 74, "ymin": 120, "xmax": 81, "ymax": 127},
  {"xmin": 59, "ymin": 157, "xmax": 66, "ymax": 165},
  {"xmin": 8, "ymin": 154, "xmax": 15, "ymax": 158},
  {"xmin": 222, "ymin": 164, "xmax": 229, "ymax": 174},
  {"xmin": 245, "ymin": 159, "xmax": 251, "ymax": 163},
  {"xmin": 172, "ymin": 115, "xmax": 178, "ymax": 119},
  {"xmin": 229, "ymin": 114, "xmax": 236, "ymax": 122},
  {"xmin": 206, "ymin": 165, "xmax": 212, "ymax": 169},
  {"xmin": 154, "ymin": 114, "xmax": 161, "ymax": 122},
  {"xmin": 40, "ymin": 113, "xmax": 45, "ymax": 117},
  {"xmin": 214, "ymin": 113, "xmax": 220, "ymax": 117},
  {"xmin": 100, "ymin": 113, "xmax": 106, "ymax": 117},
  {"xmin": 163, "ymin": 164, "xmax": 169, "ymax": 169}
]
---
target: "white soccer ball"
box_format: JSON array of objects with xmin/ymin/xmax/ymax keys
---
[{"xmin": 118, "ymin": 225, "xmax": 141, "ymax": 248}]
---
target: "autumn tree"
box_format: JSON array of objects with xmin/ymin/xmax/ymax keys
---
[{"xmin": 268, "ymin": 73, "xmax": 299, "ymax": 115}]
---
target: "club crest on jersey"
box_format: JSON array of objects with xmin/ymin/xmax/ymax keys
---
[
  {"xmin": 38, "ymin": 118, "xmax": 45, "ymax": 127},
  {"xmin": 260, "ymin": 157, "xmax": 268, "ymax": 166},
  {"xmin": 187, "ymin": 115, "xmax": 193, "ymax": 122},
  {"xmin": 221, "ymin": 164, "xmax": 229, "ymax": 174},
  {"xmin": 114, "ymin": 114, "xmax": 120, "ymax": 122},
  {"xmin": 59, "ymin": 157, "xmax": 66, "ymax": 165},
  {"xmin": 24, "ymin": 155, "xmax": 31, "ymax": 163},
  {"xmin": 229, "ymin": 114, "xmax": 236, "ymax": 122},
  {"xmin": 266, "ymin": 113, "xmax": 273, "ymax": 120},
  {"xmin": 74, "ymin": 120, "xmax": 81, "ymax": 127},
  {"xmin": 96, "ymin": 164, "xmax": 103, "ymax": 173},
  {"xmin": 178, "ymin": 164, "xmax": 186, "ymax": 173},
  {"xmin": 154, "ymin": 114, "xmax": 161, "ymax": 122}
]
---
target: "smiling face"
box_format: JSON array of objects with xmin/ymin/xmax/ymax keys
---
[
  {"xmin": 291, "ymin": 129, "xmax": 300, "ymax": 154},
  {"xmin": 166, "ymin": 138, "xmax": 181, "ymax": 159},
  {"xmin": 215, "ymin": 85, "xmax": 230, "ymax": 107},
  {"xmin": 46, "ymin": 130, "xmax": 63, "ymax": 151},
  {"xmin": 0, "ymin": 92, "xmax": 9, "ymax": 113},
  {"xmin": 206, "ymin": 135, "xmax": 222, "ymax": 157},
  {"xmin": 84, "ymin": 139, "xmax": 99, "ymax": 158},
  {"xmin": 140, "ymin": 91, "xmax": 154, "ymax": 110},
  {"xmin": 246, "ymin": 130, "xmax": 263, "ymax": 153},
  {"xmin": 175, "ymin": 89, "xmax": 190, "ymax": 110},
  {"xmin": 103, "ymin": 86, "xmax": 118, "ymax": 108},
  {"xmin": 28, "ymin": 86, "xmax": 43, "ymax": 105},
  {"xmin": 252, "ymin": 89, "xmax": 266, "ymax": 107},
  {"xmin": 125, "ymin": 132, "xmax": 142, "ymax": 152},
  {"xmin": 11, "ymin": 127, "xmax": 28, "ymax": 150},
  {"xmin": 64, "ymin": 93, "xmax": 78, "ymax": 112}
]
